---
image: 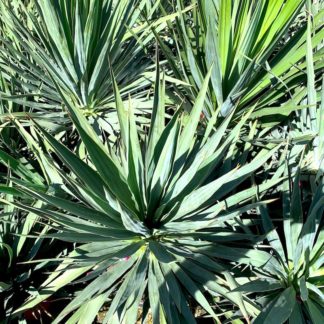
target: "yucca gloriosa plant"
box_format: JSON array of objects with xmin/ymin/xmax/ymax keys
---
[
  {"xmin": 233, "ymin": 168, "xmax": 324, "ymax": 324},
  {"xmin": 0, "ymin": 93, "xmax": 89, "ymax": 322},
  {"xmin": 0, "ymin": 194, "xmax": 62, "ymax": 323},
  {"xmin": 0, "ymin": 147, "xmax": 63, "ymax": 322},
  {"xmin": 0, "ymin": 0, "xmax": 163, "ymax": 137},
  {"xmin": 158, "ymin": 0, "xmax": 324, "ymax": 125},
  {"xmin": 1, "ymin": 69, "xmax": 288, "ymax": 323}
]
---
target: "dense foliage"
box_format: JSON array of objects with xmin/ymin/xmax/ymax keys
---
[{"xmin": 0, "ymin": 0, "xmax": 323, "ymax": 323}]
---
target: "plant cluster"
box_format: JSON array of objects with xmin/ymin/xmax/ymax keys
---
[{"xmin": 0, "ymin": 0, "xmax": 323, "ymax": 323}]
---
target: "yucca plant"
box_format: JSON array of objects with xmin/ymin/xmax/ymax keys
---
[
  {"xmin": 0, "ymin": 89, "xmax": 81, "ymax": 322},
  {"xmin": 156, "ymin": 0, "xmax": 324, "ymax": 127},
  {"xmin": 232, "ymin": 166, "xmax": 324, "ymax": 324},
  {"xmin": 0, "ymin": 146, "xmax": 61, "ymax": 322},
  {"xmin": 0, "ymin": 0, "xmax": 161, "ymax": 137},
  {"xmin": 0, "ymin": 193, "xmax": 59, "ymax": 323},
  {"xmin": 0, "ymin": 69, "xmax": 288, "ymax": 323}
]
